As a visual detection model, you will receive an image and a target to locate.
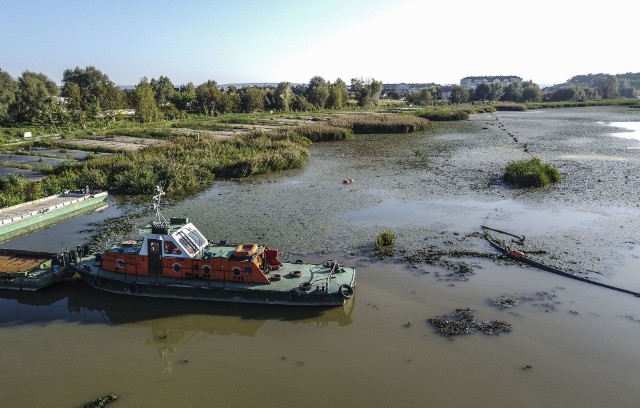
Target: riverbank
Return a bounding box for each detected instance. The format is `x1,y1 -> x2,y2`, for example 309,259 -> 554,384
1,106 -> 639,408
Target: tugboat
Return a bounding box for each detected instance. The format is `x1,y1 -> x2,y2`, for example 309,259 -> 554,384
70,187 -> 356,306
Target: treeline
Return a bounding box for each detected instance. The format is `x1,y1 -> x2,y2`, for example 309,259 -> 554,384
0,66 -> 385,128
390,72 -> 639,106
392,80 -> 545,105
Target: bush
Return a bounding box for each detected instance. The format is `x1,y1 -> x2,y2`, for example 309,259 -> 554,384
504,158 -> 561,188
376,229 -> 396,249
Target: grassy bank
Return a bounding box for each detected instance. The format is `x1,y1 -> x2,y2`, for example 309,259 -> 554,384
0,111 -> 437,207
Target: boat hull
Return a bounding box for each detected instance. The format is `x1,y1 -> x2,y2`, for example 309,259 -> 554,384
71,258 -> 356,307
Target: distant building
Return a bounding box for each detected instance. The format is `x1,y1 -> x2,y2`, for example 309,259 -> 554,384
460,76 -> 522,89
438,86 -> 456,100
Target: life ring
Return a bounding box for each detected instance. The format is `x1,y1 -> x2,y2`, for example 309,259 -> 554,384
202,265 -> 211,276
130,282 -> 140,293
172,263 -> 182,273
299,281 -> 311,292
232,267 -> 242,277
289,290 -> 301,301
289,270 -> 302,278
269,273 -> 282,282
338,284 -> 354,299
115,259 -> 125,269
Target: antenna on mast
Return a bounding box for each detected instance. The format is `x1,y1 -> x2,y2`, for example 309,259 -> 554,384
152,185 -> 168,227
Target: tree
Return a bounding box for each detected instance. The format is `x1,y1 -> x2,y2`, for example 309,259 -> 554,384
306,76 -> 329,109
448,85 -> 469,104
12,71 -> 59,123
501,82 -> 522,102
351,77 -> 383,107
240,86 -> 266,112
521,81 -> 542,102
220,87 -> 241,113
597,75 -> 619,99
61,66 -> 121,119
133,78 -> 161,123
171,83 -> 196,111
406,88 -> 435,106
291,95 -> 313,111
150,76 -> 176,106
473,81 -> 491,101
64,82 -> 86,125
487,83 -> 504,101
327,78 -> 348,109
274,82 -> 294,111
0,69 -> 18,125
195,80 -> 223,115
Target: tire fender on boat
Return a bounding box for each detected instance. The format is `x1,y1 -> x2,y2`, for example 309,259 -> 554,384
338,284 -> 354,299
269,273 -> 282,282
130,282 -> 139,293
299,281 -> 311,292
172,263 -> 182,273
289,289 -> 301,301
116,259 -> 125,269
202,265 -> 211,276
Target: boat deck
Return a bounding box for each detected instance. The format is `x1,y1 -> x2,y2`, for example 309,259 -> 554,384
0,193 -> 103,226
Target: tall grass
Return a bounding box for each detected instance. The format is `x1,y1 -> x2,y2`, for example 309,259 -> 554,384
504,158 -> 561,188
328,114 -> 430,133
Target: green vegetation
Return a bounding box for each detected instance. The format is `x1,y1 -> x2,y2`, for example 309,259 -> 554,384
504,158 -> 561,188
493,103 -> 527,111
328,114 -> 430,133
416,109 -> 469,121
375,229 -> 396,250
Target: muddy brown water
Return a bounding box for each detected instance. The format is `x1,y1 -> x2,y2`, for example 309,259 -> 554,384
1,106 -> 640,407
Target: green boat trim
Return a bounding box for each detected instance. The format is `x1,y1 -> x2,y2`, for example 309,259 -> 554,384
0,190 -> 108,242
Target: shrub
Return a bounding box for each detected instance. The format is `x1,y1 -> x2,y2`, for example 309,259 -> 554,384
376,229 -> 396,250
504,158 -> 561,188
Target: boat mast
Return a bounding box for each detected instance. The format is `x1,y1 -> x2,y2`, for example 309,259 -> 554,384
152,185 -> 168,227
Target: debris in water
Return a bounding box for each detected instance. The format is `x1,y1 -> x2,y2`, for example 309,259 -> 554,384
77,394 -> 118,408
428,308 -> 512,339
490,295 -> 520,309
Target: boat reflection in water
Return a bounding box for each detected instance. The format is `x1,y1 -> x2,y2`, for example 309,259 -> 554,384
0,278 -> 355,333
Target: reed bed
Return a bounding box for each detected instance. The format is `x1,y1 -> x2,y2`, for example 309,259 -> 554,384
328,114 -> 430,133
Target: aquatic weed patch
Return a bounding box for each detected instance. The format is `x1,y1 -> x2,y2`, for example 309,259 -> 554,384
428,308 -> 512,339
504,158 -> 561,188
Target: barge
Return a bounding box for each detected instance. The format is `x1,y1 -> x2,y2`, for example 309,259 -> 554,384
0,190 -> 108,242
0,248 -> 73,291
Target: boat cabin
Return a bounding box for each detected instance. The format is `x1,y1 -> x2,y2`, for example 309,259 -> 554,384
99,217 -> 281,284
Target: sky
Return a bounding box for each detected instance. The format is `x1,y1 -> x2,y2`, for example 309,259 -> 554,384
1,0 -> 637,87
